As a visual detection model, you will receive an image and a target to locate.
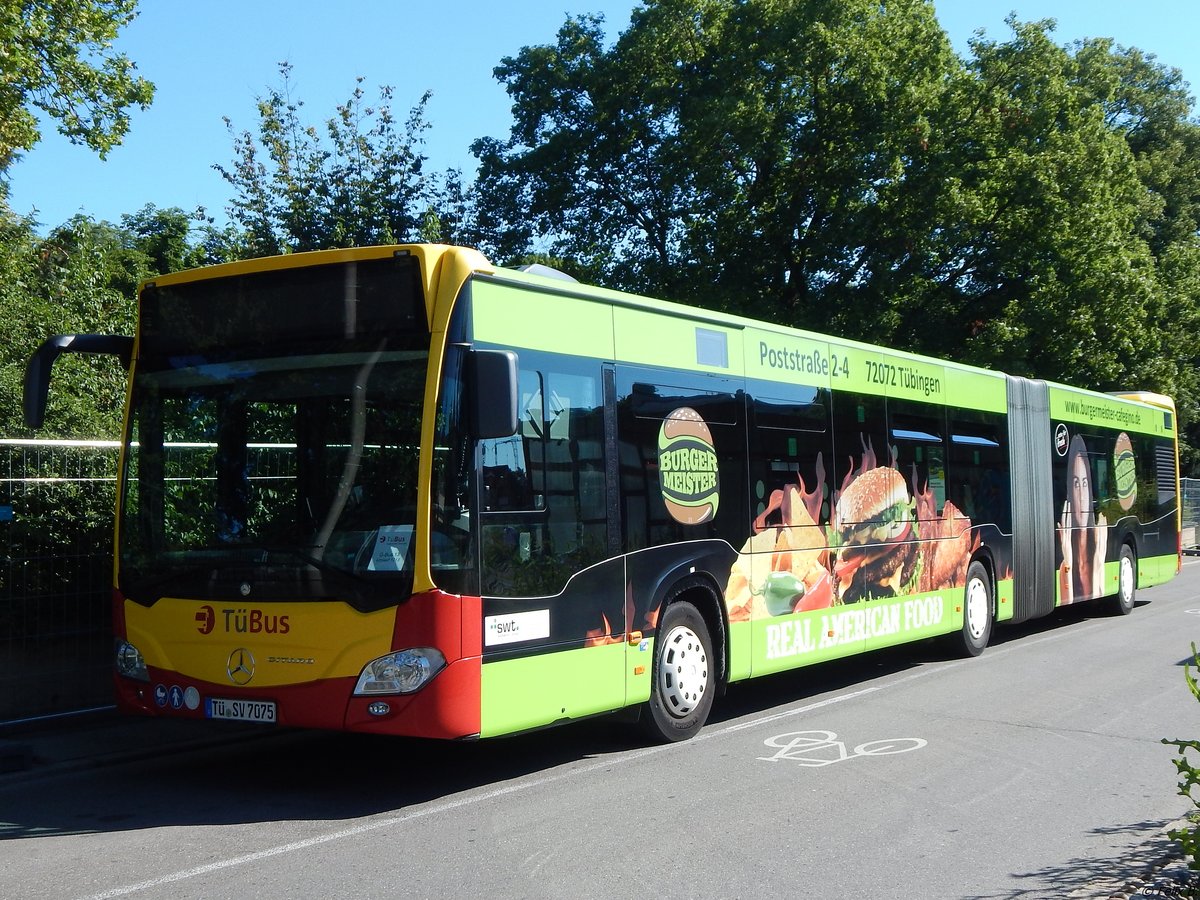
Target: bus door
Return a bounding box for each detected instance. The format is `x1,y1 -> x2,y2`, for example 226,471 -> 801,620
476,354 -> 627,734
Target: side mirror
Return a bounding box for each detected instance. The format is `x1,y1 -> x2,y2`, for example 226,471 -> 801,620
469,349 -> 518,439
25,334 -> 134,429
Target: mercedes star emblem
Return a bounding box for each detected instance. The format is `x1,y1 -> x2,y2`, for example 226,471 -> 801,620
226,647 -> 255,685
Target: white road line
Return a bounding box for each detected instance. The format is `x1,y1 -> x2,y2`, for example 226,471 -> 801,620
78,606 -> 1142,899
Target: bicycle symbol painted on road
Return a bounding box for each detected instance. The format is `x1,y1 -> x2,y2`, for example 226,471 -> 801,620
759,730 -> 927,767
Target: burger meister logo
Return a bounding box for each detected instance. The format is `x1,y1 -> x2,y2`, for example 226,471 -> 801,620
1113,432 -> 1137,511
658,407 -> 720,525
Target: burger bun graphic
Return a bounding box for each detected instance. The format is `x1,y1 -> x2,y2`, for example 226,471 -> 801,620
833,466 -> 918,603
658,407 -> 720,525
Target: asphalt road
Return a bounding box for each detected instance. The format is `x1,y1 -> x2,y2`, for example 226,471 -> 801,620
3,561 -> 1200,899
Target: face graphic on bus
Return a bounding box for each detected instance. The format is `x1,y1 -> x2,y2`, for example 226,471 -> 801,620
1068,437 -> 1091,528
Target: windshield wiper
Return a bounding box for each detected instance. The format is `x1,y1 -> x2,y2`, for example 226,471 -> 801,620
250,546 -> 374,585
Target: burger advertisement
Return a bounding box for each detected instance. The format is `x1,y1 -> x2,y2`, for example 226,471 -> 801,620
655,408 -> 978,671
722,439 -> 976,672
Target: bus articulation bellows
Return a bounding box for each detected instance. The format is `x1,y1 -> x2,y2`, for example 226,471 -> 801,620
25,244 -> 1181,741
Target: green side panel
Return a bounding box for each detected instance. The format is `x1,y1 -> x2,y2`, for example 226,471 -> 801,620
471,279 -> 615,360
613,305 -> 744,374
945,366 -> 1008,415
996,577 -> 1015,622
846,351 -> 946,405
480,642 -> 626,737
745,327 -> 1006,412
728,619 -> 752,682
1047,384 -> 1173,438
628,637 -> 654,705
745,327 -> 831,391
751,590 -> 959,676
1102,559 -> 1121,600
1139,553 -> 1179,589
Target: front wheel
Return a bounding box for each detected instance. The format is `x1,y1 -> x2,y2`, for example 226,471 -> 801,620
953,560 -> 993,657
640,601 -> 715,743
1105,544 -> 1136,616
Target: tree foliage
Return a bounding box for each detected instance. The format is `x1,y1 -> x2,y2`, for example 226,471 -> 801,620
0,206 -> 213,438
215,64 -> 446,257
0,0 -> 154,177
474,0 -> 1200,463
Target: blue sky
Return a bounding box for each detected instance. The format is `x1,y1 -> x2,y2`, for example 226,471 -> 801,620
7,0 -> 1198,230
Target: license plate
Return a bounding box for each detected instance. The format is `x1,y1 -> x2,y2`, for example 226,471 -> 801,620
204,697 -> 277,723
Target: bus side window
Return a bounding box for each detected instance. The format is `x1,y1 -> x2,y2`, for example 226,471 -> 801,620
831,392 -> 888,498
749,386 -> 831,529
481,369 -> 543,511
888,400 -> 947,516
948,411 -> 1010,533
480,362 -> 608,598
617,374 -> 742,552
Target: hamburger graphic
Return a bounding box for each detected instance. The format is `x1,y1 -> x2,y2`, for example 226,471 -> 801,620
832,466 -> 919,603
658,407 -> 720,525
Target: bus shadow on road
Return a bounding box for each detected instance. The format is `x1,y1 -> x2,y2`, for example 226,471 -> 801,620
0,596 -> 1145,841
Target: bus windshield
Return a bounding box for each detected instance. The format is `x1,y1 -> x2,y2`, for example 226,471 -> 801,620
118,255 -> 431,609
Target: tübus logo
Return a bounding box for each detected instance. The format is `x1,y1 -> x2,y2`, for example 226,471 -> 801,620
1054,423 -> 1070,456
195,604 -> 290,635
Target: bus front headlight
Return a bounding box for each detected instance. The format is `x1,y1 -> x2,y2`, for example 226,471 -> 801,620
353,648 -> 446,695
115,640 -> 149,681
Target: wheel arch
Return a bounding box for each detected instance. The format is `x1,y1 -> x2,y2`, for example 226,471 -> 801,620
967,546 -> 999,615
656,573 -> 728,687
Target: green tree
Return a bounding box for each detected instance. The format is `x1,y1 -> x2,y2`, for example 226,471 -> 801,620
473,0 -> 956,311
0,0 -> 153,178
1073,40 -> 1200,469
0,206 -> 217,438
474,2 -> 1200,463
215,64 -> 440,257
119,204 -> 211,274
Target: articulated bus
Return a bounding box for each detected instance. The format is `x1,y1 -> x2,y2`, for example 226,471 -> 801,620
25,244 -> 1181,742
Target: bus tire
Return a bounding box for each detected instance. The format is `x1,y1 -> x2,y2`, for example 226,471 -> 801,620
1105,544 -> 1136,616
640,601 -> 714,743
955,560 -> 993,658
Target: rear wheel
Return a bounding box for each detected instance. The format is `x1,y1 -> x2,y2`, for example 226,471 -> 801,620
954,560 -> 993,657
1105,544 -> 1136,616
640,601 -> 714,743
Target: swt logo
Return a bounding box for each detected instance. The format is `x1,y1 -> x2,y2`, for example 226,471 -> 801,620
196,605 -> 216,635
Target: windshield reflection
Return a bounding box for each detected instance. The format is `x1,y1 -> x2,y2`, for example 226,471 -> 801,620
119,350 -> 429,605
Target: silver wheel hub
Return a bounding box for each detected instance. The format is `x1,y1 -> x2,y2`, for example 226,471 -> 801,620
658,624 -> 708,718
966,577 -> 989,641
1120,555 -> 1135,603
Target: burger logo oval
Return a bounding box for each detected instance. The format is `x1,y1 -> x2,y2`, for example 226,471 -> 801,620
1113,431 -> 1137,511
658,407 -> 721,525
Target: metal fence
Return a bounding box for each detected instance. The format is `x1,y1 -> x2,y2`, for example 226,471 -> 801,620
1,439 -> 120,725
1183,477 -> 1200,553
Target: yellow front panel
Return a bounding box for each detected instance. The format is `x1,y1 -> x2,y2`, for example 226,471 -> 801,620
126,598 -> 396,687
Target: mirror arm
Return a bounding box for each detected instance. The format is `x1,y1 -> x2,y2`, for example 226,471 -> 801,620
24,334 -> 134,429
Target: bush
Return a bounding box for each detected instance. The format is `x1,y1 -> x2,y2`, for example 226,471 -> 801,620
1164,642 -> 1200,890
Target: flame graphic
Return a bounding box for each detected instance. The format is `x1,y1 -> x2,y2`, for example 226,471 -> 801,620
834,437 -> 879,513
755,452 -> 828,535
910,465 -> 975,592
584,613 -> 621,647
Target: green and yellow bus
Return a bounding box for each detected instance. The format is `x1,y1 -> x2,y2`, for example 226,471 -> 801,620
24,244 -> 1181,741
